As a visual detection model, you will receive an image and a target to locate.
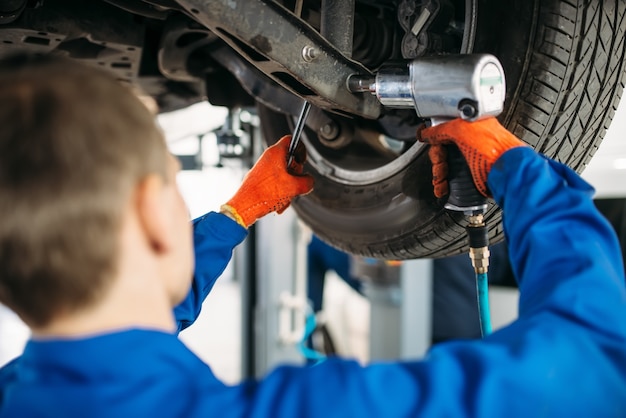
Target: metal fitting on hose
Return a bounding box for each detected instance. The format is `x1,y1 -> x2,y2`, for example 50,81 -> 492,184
469,246 -> 490,274
467,213 -> 490,274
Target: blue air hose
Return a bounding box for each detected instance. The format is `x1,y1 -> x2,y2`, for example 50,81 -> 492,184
476,272 -> 492,336
466,214 -> 492,337
297,309 -> 327,364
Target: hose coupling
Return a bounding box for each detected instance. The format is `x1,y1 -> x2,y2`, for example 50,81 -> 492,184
466,213 -> 490,274
469,246 -> 490,274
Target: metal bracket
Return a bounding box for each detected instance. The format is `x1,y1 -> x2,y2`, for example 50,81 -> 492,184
177,0 -> 382,119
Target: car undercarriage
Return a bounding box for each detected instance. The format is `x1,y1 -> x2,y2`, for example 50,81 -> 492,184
2,0 -> 625,258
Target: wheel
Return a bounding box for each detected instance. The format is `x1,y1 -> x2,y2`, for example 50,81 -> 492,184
260,0 -> 626,259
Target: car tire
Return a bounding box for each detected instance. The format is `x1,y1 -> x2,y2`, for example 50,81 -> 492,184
260,0 -> 626,259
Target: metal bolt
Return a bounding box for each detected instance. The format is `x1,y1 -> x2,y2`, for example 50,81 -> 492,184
301,45 -> 318,62
319,121 -> 339,140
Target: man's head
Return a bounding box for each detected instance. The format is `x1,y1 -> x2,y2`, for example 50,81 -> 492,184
0,54 -> 193,329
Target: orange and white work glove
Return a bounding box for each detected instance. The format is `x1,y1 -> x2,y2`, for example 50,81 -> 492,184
220,135 -> 314,228
418,117 -> 527,198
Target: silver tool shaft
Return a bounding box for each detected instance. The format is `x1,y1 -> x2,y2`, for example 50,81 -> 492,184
346,54 -> 505,121
287,101 -> 312,169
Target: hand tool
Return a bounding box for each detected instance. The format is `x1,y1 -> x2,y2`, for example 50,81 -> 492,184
286,101 -> 312,170
348,53 -> 505,214
348,53 -> 506,336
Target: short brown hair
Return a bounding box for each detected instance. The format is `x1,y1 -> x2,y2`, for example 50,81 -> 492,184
0,54 -> 168,327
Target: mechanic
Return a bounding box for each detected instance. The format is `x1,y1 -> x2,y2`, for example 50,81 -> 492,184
1,54 -> 625,417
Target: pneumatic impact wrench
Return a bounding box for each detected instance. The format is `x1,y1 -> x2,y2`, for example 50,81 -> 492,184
348,54 -> 506,335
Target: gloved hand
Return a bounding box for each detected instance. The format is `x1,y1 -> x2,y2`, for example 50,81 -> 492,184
221,135 -> 314,228
418,117 -> 527,197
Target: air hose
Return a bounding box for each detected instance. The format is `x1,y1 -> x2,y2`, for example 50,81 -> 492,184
297,308 -> 327,364
467,214 -> 492,336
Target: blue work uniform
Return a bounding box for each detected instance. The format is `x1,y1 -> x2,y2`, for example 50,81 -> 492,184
1,147 -> 625,417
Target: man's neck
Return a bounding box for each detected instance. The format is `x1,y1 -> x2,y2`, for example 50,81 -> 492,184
32,272 -> 177,338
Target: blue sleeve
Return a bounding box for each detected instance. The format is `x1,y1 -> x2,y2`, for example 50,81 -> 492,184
490,147 -> 626,319
174,212 -> 247,332
214,147 -> 626,417
0,357 -> 18,408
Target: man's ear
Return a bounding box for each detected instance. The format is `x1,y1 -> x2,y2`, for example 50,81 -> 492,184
135,174 -> 171,254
